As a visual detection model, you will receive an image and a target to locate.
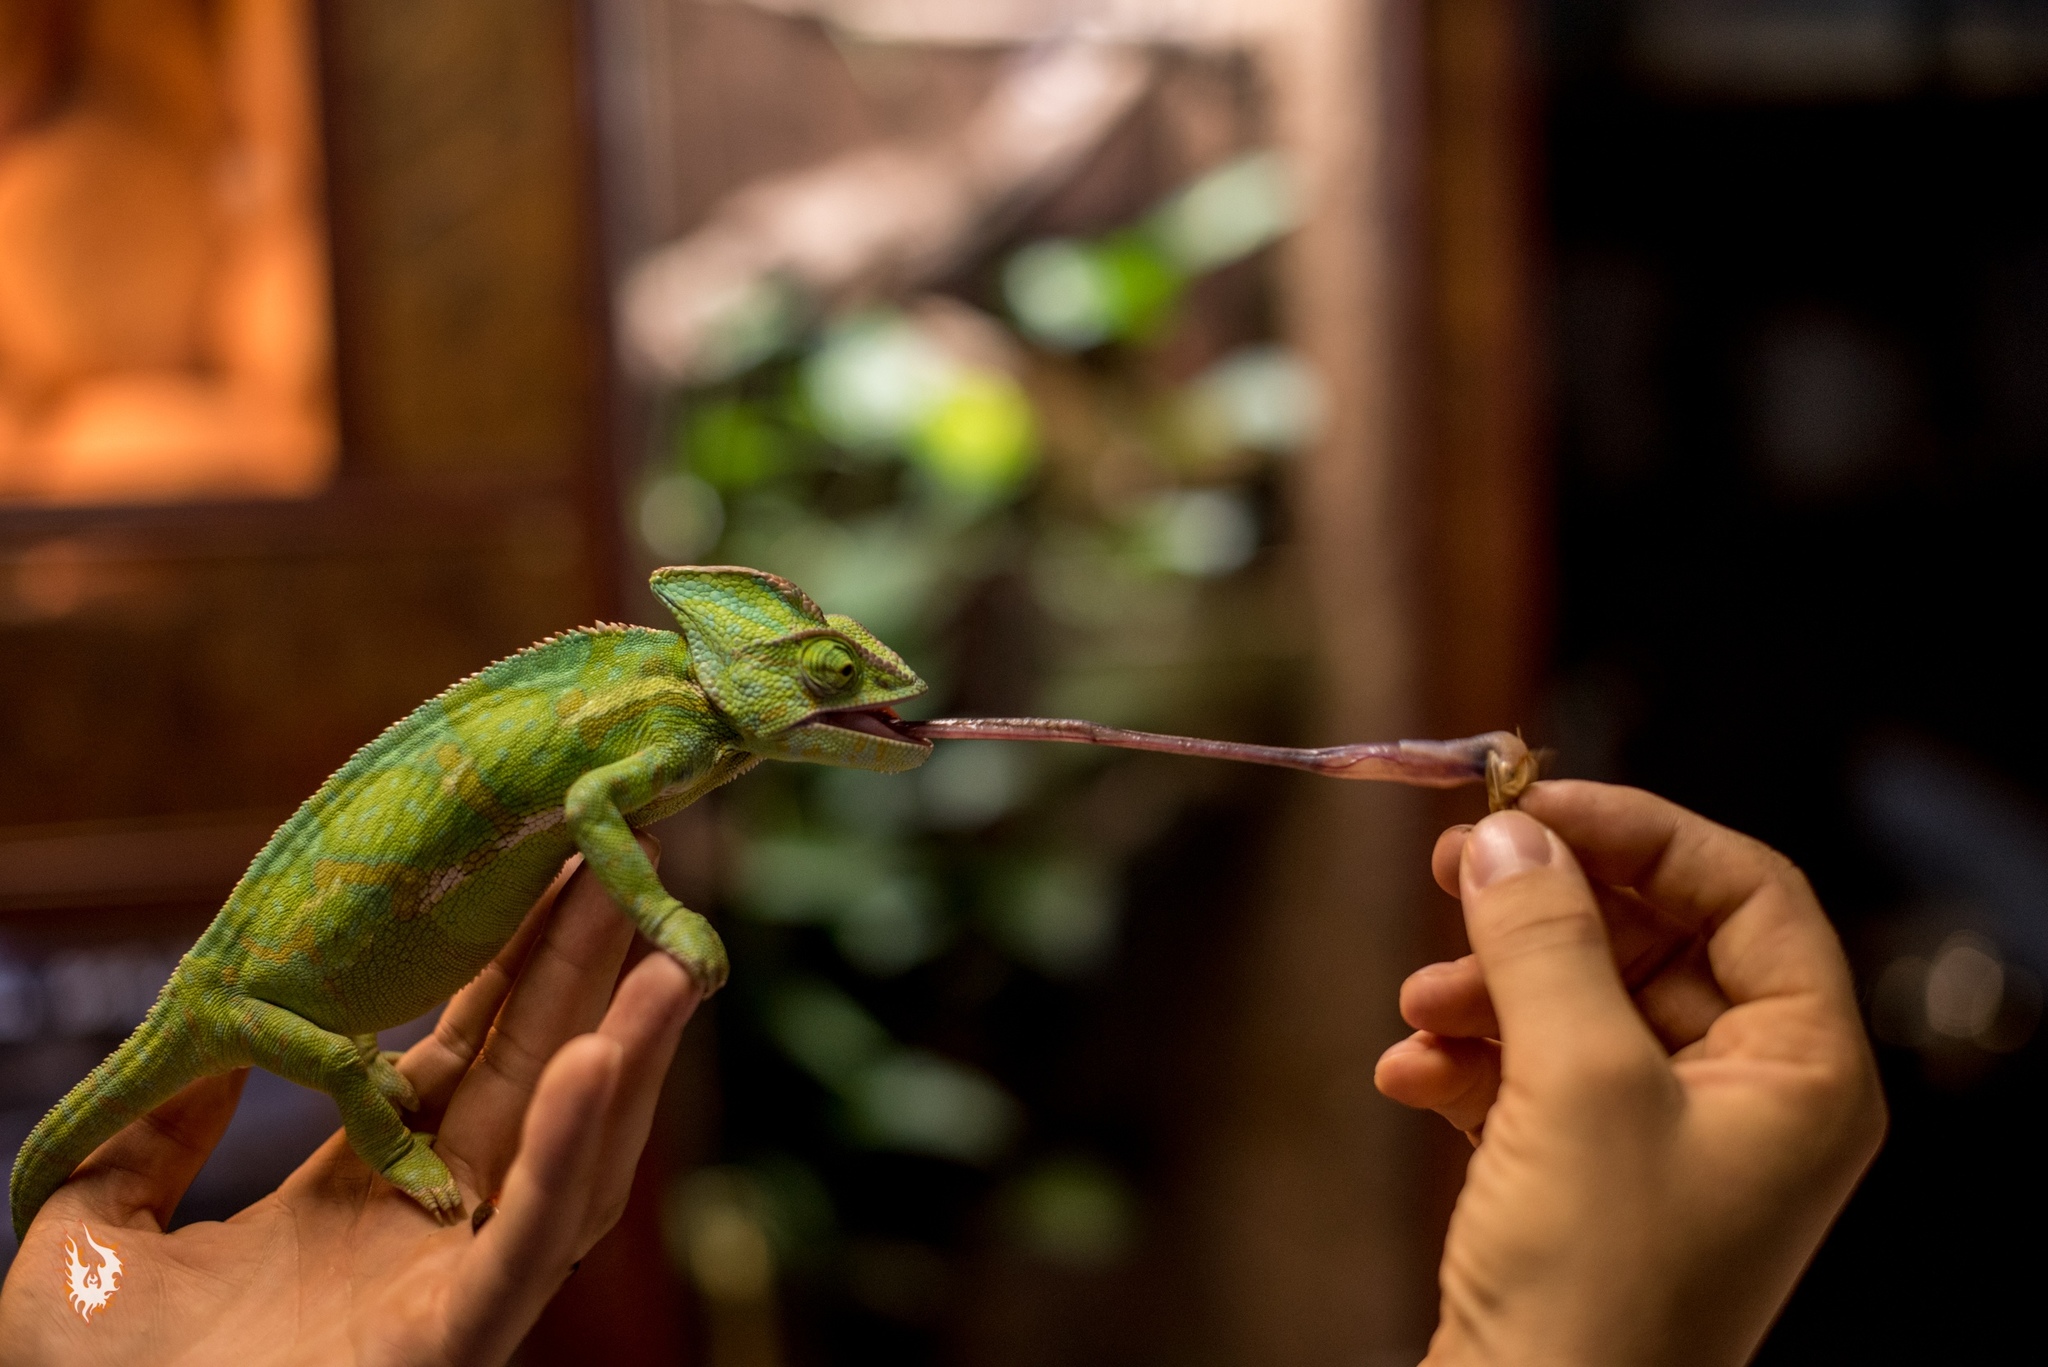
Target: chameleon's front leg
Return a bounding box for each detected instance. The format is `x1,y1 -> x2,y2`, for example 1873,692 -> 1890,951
564,748 -> 731,994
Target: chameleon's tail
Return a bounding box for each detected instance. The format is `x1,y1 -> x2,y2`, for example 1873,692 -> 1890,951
10,993 -> 209,1241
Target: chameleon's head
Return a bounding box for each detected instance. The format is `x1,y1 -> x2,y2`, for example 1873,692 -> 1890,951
651,566 -> 932,773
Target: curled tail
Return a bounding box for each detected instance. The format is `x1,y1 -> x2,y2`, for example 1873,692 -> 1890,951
10,1002 -> 208,1241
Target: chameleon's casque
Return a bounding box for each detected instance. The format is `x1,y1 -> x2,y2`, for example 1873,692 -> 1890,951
9,567 -> 930,1239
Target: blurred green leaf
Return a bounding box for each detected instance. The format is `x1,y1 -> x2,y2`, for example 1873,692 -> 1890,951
998,1156 -> 1137,1267
683,398 -> 791,489
1150,150 -> 1298,274
1092,233 -> 1183,342
804,313 -> 954,452
846,1050 -> 1020,1165
985,856 -> 1119,977
1004,238 -> 1116,350
739,833 -> 903,925
1133,488 -> 1261,578
638,472 -> 725,560
919,741 -> 1033,830
910,372 -> 1039,501
763,977 -> 892,1088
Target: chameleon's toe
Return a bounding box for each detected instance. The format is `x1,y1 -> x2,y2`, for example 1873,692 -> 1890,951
384,1133 -> 462,1222
651,903 -> 729,996
369,1051 -> 420,1111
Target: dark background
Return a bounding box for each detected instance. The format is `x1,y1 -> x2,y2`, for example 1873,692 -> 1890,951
1543,8 -> 2048,1358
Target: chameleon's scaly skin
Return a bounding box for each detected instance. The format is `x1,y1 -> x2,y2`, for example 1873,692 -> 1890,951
9,567 -> 931,1239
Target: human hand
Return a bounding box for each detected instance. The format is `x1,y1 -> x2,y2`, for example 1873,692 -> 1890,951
1374,781 -> 1886,1367
0,839 -> 699,1366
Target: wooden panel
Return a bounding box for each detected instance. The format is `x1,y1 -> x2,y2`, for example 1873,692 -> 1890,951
0,489 -> 599,831
0,0 -> 612,893
1416,0 -> 1549,1305
321,0 -> 606,479
1425,0 -> 1547,743
1188,2 -> 1441,1363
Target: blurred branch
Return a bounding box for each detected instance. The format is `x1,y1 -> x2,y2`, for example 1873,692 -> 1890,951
722,0 -> 1268,48
618,41 -> 1152,384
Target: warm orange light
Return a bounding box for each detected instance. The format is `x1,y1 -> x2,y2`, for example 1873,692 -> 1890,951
0,0 -> 337,505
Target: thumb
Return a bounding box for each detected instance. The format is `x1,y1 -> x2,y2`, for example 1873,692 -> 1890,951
1459,811 -> 1652,1066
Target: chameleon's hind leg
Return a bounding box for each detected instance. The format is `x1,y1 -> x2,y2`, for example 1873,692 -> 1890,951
566,747 -> 730,993
234,1000 -> 460,1220
350,1033 -> 420,1111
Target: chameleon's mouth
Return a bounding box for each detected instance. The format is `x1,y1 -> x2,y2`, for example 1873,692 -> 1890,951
806,704 -> 931,748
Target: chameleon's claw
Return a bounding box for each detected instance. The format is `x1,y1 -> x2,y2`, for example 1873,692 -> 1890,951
651,901 -> 730,996
384,1132 -> 462,1221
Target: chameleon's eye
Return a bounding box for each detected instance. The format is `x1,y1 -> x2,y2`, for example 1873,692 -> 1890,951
799,638 -> 861,696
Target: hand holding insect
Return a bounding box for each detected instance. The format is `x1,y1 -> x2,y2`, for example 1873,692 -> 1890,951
1377,782 -> 1887,1367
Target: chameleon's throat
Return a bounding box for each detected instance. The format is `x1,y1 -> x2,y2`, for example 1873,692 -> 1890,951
902,719 -> 1537,809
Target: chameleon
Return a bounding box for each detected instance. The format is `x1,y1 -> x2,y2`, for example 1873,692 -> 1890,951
10,566 -> 934,1240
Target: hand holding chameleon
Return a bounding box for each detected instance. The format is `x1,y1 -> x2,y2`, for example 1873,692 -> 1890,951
0,841 -> 699,1364
9,566 -> 1533,1240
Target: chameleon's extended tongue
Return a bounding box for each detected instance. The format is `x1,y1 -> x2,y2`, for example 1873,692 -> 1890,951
901,719 -> 1537,810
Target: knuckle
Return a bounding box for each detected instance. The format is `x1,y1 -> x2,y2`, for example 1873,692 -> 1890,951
590,1190 -> 630,1238
431,1015 -> 482,1065
1543,1036 -> 1668,1113
474,1026 -> 548,1090
1780,866 -> 1829,921
1481,897 -> 1607,966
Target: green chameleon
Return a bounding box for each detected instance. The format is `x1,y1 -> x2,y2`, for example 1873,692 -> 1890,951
10,566 -> 932,1240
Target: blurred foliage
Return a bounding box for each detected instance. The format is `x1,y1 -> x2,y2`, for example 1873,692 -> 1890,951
635,150 -> 1324,1357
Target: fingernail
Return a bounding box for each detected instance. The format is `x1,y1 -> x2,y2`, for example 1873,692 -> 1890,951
1465,811 -> 1551,889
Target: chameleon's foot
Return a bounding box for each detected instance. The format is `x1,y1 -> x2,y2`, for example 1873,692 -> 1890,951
383,1132 -> 462,1222
370,1050 -> 420,1111
648,900 -> 730,996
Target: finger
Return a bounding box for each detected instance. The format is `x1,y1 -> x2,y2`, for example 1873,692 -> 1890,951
1403,928 -> 1733,1055
578,952 -> 700,1245
1375,1032 -> 1500,1135
1458,810 -> 1661,1069
1400,957 -> 1499,1038
435,836 -> 654,1196
400,855 -> 583,1120
54,1069 -> 249,1234
1519,781 -> 1854,1007
446,1034 -> 621,1366
1432,826 -> 1471,897
1630,932 -> 1733,1050
1517,781 -> 1761,914
1442,816 -> 1733,1050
